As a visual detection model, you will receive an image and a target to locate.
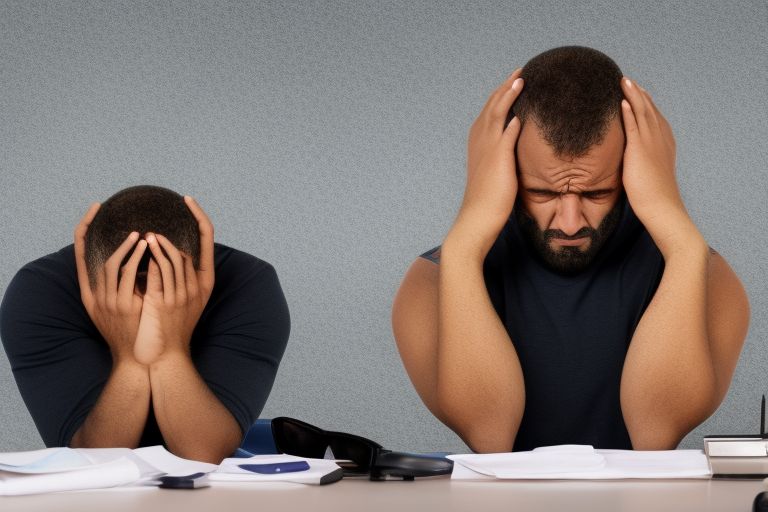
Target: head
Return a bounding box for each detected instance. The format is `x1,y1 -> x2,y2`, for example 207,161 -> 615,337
512,46 -> 625,274
84,185 -> 200,288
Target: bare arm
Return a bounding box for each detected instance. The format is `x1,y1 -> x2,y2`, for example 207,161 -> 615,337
70,361 -> 150,448
71,205 -> 151,448
393,72 -> 527,452
436,234 -> 526,453
133,198 -> 242,463
149,352 -> 242,463
618,79 -> 749,449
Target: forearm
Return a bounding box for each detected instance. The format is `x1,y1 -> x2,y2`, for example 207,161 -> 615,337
149,350 -> 242,463
70,359 -> 150,448
437,230 -> 525,452
621,216 -> 714,449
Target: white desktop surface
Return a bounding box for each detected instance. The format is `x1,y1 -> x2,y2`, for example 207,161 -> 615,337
1,477 -> 765,512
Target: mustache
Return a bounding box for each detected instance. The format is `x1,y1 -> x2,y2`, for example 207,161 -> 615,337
543,227 -> 596,241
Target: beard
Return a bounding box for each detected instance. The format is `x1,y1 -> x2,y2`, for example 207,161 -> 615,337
515,198 -> 623,275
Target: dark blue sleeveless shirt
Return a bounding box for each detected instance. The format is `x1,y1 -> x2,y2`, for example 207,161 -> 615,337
421,196 -> 664,450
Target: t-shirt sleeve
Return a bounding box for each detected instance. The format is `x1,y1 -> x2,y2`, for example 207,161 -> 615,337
0,259 -> 111,447
190,255 -> 290,436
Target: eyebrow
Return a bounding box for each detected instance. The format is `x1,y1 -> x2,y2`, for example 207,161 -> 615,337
524,187 -> 618,196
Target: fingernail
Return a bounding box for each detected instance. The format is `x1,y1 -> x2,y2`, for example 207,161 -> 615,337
625,78 -> 632,88
146,233 -> 156,243
129,231 -> 139,240
512,78 -> 522,89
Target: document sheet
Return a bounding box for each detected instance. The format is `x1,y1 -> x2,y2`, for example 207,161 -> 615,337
449,445 -> 711,480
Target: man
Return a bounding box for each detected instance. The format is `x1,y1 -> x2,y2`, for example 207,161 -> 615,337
392,47 -> 749,452
0,186 -> 290,463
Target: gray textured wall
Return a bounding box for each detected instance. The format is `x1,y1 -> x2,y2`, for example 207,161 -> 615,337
1,1 -> 766,453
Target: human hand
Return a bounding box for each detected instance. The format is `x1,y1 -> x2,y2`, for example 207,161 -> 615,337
74,204 -> 148,362
620,78 -> 686,234
450,69 -> 524,255
133,197 -> 215,365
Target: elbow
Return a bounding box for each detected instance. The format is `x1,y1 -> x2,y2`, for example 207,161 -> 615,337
435,388 -> 520,454
628,425 -> 684,451
464,427 -> 516,454
626,400 -> 716,451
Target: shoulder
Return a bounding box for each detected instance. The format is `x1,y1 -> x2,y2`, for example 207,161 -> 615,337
212,243 -> 281,287
0,245 -> 89,357
204,243 -> 288,321
1,245 -> 79,309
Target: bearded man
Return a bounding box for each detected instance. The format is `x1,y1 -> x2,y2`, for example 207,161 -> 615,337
392,46 -> 749,452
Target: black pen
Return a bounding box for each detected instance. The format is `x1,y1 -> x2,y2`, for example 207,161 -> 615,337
761,394 -> 765,437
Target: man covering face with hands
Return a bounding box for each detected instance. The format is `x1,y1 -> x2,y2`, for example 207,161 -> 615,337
392,46 -> 750,452
1,186 -> 290,463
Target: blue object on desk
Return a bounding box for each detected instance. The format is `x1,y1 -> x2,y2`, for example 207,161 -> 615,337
239,461 -> 311,474
239,419 -> 278,455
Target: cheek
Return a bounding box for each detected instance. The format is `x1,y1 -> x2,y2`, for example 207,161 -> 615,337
519,198 -> 557,230
583,201 -> 615,228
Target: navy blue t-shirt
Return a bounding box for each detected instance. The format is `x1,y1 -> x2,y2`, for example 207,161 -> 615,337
0,243 -> 290,448
421,197 -> 664,450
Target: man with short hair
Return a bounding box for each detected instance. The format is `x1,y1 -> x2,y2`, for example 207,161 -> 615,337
392,47 -> 750,452
0,186 -> 290,463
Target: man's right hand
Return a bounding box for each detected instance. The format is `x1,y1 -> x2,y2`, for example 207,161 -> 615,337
448,69 -> 525,257
74,204 -> 148,363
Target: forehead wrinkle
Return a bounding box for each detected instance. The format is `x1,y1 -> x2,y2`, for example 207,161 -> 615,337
521,167 -> 619,193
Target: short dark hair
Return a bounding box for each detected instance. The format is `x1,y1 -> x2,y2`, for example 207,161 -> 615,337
85,185 -> 200,284
512,46 -> 624,157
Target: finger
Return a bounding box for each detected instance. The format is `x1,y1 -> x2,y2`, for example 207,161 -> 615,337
74,203 -> 101,305
184,196 -> 215,289
642,89 -> 666,134
501,115 -> 522,151
480,68 -> 522,115
96,263 -> 108,306
637,86 -> 662,131
621,99 -> 639,143
155,234 -> 187,304
118,240 -> 147,308
490,77 -> 524,124
104,232 -> 140,308
184,254 -> 198,299
621,78 -> 650,130
146,233 -> 175,304
146,257 -> 163,297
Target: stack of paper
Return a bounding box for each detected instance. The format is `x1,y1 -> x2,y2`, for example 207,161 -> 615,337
0,446 -> 216,495
0,447 -> 343,495
448,445 -> 712,480
0,448 -> 140,496
210,454 -> 343,485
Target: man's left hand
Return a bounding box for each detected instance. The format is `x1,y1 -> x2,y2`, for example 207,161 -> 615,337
620,77 -> 698,254
133,196 -> 216,365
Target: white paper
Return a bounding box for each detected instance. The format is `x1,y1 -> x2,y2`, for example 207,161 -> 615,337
0,445 -> 217,495
132,446 -> 217,476
210,454 -> 341,485
0,457 -> 140,496
449,445 -> 711,480
0,448 -> 94,474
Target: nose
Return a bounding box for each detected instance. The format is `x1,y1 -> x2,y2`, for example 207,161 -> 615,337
552,193 -> 586,236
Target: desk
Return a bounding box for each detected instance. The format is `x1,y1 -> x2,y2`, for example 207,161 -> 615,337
1,478 -> 765,511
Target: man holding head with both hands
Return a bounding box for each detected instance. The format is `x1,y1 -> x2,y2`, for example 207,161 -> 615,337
393,46 -> 750,452
1,186 -> 290,463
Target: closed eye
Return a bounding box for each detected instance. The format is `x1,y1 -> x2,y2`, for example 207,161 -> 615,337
526,189 -> 559,199
581,189 -> 614,200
